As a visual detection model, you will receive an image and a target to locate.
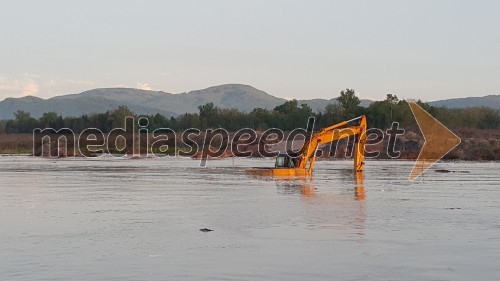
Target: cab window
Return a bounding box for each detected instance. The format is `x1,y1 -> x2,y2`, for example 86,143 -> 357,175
275,156 -> 286,167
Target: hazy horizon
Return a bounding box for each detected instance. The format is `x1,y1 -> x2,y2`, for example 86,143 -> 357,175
1,1 -> 499,102
2,83 -> 497,104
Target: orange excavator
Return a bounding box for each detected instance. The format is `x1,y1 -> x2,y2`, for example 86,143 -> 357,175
246,115 -> 367,176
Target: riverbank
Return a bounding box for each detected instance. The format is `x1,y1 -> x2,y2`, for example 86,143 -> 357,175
1,128 -> 499,160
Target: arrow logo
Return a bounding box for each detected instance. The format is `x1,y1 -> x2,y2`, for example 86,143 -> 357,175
408,101 -> 461,180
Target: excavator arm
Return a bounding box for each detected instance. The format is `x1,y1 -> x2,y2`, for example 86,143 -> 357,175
296,115 -> 367,174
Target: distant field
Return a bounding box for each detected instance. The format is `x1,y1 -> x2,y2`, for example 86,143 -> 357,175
0,134 -> 33,154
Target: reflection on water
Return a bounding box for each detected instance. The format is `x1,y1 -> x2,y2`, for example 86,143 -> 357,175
272,170 -> 365,200
273,170 -> 367,238
0,156 -> 499,281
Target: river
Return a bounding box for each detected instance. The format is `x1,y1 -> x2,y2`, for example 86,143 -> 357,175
0,156 -> 499,280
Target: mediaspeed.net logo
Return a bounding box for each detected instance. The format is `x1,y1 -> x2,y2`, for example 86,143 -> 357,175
31,102 -> 461,180
32,117 -> 404,158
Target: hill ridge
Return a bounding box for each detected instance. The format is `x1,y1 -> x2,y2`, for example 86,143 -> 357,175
429,95 -> 500,109
1,84 -> 498,120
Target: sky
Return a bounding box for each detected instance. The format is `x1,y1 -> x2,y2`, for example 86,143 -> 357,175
0,0 -> 499,101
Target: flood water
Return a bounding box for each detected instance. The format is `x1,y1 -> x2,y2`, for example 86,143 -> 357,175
0,156 -> 499,281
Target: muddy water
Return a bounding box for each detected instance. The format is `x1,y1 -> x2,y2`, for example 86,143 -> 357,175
0,156 -> 499,280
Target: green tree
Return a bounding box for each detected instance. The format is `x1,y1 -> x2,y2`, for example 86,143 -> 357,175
177,113 -> 200,130
323,103 -> 343,124
198,102 -> 219,129
13,110 -> 37,132
152,113 -> 168,129
40,112 -> 60,128
385,94 -> 398,122
274,99 -> 299,114
249,107 -> 272,130
273,100 -> 313,130
109,106 -> 134,128
336,89 -> 360,119
0,120 -> 7,134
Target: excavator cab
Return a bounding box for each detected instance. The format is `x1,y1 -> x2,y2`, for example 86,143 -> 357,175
274,153 -> 299,168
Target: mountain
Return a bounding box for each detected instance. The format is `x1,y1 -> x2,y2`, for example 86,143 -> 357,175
2,83 -> 495,121
0,92 -> 178,120
0,84 -> 354,120
429,95 -> 500,109
56,84 -> 288,114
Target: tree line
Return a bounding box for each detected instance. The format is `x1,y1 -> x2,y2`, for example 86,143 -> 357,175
1,89 -> 499,134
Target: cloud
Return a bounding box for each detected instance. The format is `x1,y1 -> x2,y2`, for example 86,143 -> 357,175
136,82 -> 154,91
0,75 -> 24,97
22,79 -> 39,96
0,73 -> 95,100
